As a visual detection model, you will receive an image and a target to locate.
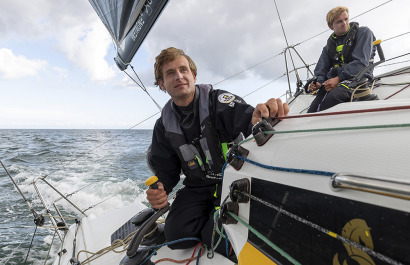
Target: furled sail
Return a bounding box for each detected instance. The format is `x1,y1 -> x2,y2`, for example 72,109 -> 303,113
89,0 -> 169,70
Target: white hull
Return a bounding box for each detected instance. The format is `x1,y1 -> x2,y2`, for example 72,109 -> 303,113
54,201 -> 233,265
221,67 -> 410,264
51,67 -> 410,265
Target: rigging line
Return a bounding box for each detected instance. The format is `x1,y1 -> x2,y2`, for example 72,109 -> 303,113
272,0 -> 300,79
289,63 -> 317,74
384,52 -> 410,63
130,65 -> 147,91
40,112 -> 160,181
4,228 -> 34,265
350,0 -> 393,20
212,52 -> 283,86
294,28 -> 330,47
384,31 -> 410,42
124,69 -> 145,91
384,84 -> 410,100
43,230 -> 56,265
378,82 -> 410,86
236,123 -> 410,145
54,183 -> 93,203
295,0 -> 394,47
377,60 -> 410,68
261,122 -> 410,135
241,73 -> 286,99
82,190 -> 123,212
42,182 -> 95,211
24,225 -> 38,264
213,1 -> 400,89
375,67 -> 410,79
234,192 -> 403,265
123,67 -> 162,111
1,160 -> 38,217
274,104 -> 410,120
277,92 -> 287,100
272,0 -> 290,49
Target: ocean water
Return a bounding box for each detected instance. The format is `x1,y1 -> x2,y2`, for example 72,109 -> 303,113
0,129 -> 154,265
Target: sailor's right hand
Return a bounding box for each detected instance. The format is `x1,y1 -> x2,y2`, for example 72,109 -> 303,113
308,81 -> 321,92
146,182 -> 168,209
252,98 -> 289,125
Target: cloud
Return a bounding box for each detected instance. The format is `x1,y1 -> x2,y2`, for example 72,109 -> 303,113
57,20 -> 116,81
0,48 -> 48,79
2,0 -> 408,85
52,66 -> 68,79
0,0 -> 116,82
143,0 -> 329,83
142,0 -> 409,84
46,0 -> 117,81
0,1 -> 51,40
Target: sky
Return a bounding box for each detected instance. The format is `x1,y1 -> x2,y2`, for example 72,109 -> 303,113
0,0 -> 409,129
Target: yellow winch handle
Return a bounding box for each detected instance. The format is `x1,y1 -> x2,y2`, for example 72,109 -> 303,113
145,176 -> 159,189
373,39 -> 382,46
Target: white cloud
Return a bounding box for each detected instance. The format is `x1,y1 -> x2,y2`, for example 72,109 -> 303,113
0,0 -> 116,82
0,0 -> 409,129
0,1 -> 51,40
0,48 -> 48,79
57,20 -> 116,81
2,0 -> 408,85
52,66 -> 68,79
143,0 -> 410,84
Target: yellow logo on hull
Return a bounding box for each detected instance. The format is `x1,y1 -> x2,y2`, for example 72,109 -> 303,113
333,219 -> 375,265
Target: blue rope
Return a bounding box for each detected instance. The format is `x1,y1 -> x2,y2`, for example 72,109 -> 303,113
196,245 -> 202,265
221,161 -> 228,180
140,237 -> 201,265
235,155 -> 335,177
225,231 -> 229,258
150,237 -> 201,249
140,249 -> 157,265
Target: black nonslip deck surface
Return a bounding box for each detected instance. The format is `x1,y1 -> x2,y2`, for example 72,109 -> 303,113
111,216 -> 137,244
247,178 -> 410,265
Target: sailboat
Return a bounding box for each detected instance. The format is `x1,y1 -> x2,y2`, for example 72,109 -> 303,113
3,0 -> 410,264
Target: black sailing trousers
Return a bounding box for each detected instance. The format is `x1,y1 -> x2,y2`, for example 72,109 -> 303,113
164,184 -> 229,256
308,85 -> 353,113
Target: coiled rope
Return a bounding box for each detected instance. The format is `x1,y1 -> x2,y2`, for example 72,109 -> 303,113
76,220 -> 203,265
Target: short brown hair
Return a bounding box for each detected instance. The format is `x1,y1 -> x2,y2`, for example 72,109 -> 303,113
326,6 -> 349,26
154,47 -> 197,86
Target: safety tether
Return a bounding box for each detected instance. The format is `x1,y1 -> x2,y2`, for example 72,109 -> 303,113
227,211 -> 301,265
241,122 -> 410,143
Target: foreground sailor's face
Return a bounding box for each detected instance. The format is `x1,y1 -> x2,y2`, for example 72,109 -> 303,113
330,11 -> 350,36
159,55 -> 197,107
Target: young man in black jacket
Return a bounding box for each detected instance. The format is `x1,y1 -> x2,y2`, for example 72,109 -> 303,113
146,47 -> 288,255
307,6 -> 376,112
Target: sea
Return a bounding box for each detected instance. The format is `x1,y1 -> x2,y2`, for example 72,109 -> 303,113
0,129 -> 155,265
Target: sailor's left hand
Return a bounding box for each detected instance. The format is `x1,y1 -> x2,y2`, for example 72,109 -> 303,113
252,98 -> 289,125
323,77 -> 340,91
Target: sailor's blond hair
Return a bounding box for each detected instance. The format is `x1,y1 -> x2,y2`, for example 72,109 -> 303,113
154,47 -> 197,86
326,6 -> 349,26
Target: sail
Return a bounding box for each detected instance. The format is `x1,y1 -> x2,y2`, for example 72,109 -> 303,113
89,0 -> 169,70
